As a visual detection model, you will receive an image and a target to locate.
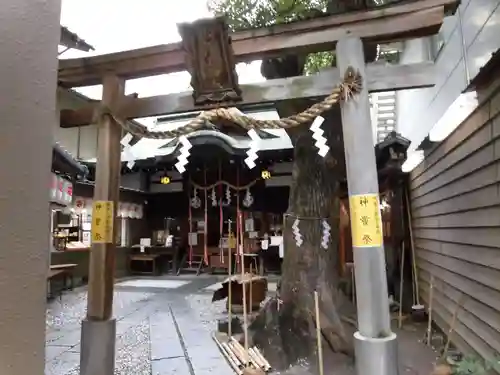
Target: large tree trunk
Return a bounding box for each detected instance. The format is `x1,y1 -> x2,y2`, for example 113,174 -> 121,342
250,101 -> 356,370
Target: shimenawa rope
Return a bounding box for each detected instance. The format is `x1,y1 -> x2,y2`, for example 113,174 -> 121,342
96,67 -> 362,139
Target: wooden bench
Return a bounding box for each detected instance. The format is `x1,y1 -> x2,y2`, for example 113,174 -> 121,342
47,264 -> 77,300
128,254 -> 161,275
47,270 -> 66,300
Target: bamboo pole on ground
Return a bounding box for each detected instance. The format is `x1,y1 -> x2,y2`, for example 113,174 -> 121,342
441,293 -> 465,360
238,211 -> 249,366
253,347 -> 271,370
427,275 -> 434,346
398,242 -> 405,329
314,291 -> 324,375
213,333 -> 243,375
405,188 -> 423,314
249,263 -> 253,313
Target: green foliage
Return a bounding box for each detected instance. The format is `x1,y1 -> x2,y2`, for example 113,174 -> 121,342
208,0 -> 329,30
304,51 -> 335,75
207,0 -> 334,74
453,355 -> 500,375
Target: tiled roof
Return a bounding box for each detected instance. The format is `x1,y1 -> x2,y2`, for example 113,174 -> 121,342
60,25 -> 94,52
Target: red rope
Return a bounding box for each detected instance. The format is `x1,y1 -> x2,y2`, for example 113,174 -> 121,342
188,182 -> 193,267
203,167 -> 209,265
238,210 -> 244,273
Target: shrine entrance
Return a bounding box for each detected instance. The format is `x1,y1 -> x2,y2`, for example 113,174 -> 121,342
54,1 -> 458,375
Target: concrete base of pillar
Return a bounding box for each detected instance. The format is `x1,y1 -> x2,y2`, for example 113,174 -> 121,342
354,331 -> 399,375
80,319 -> 116,375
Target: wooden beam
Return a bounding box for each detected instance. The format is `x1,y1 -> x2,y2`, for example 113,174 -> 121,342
58,0 -> 455,86
60,62 -> 435,128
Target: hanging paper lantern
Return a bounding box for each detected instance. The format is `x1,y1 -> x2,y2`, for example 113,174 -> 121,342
136,205 -> 143,219
242,189 -> 253,207
118,202 -> 127,218
74,197 -> 86,214
128,204 -> 137,219
191,188 -> 201,209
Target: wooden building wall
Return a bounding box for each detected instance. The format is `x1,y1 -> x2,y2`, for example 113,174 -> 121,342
409,88 -> 500,360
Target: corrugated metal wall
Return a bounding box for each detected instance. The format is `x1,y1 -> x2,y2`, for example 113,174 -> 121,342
409,88 -> 500,360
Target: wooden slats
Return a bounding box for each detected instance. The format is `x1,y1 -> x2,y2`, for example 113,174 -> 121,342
413,142 -> 496,196
413,205 -> 500,229
420,278 -> 500,359
414,227 -> 500,248
417,259 -> 500,312
412,184 -> 500,218
420,272 -> 500,333
412,123 -> 495,192
409,86 -> 500,363
412,164 -> 497,208
417,249 -> 500,291
414,240 -> 500,270
411,100 -> 491,179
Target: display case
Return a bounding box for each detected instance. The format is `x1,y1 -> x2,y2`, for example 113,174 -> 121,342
53,224 -> 80,251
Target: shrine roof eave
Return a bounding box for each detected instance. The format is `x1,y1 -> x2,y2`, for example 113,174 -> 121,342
60,26 -> 94,52
52,142 -> 89,178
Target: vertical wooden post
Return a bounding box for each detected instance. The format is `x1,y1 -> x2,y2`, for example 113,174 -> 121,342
337,37 -> 398,375
87,74 -> 124,320
80,74 -> 124,375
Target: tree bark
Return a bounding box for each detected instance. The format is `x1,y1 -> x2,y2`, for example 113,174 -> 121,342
250,101 -> 356,369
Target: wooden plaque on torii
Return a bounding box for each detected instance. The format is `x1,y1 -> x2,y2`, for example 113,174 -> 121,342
178,17 -> 242,106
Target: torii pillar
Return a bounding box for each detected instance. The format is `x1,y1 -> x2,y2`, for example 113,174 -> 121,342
0,1 -> 61,374
337,36 -> 399,375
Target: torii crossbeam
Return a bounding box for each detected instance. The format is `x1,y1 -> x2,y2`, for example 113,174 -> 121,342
58,0 -> 456,87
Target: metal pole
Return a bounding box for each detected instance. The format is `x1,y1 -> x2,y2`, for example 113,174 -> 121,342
80,74 -> 124,375
336,37 -> 398,375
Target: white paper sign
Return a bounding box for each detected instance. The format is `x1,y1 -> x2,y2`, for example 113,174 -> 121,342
261,239 -> 269,250
165,235 -> 173,247
270,236 -> 282,246
197,221 -> 205,233
245,218 -> 254,232
82,232 -> 91,246
140,238 -> 151,246
220,237 -> 229,249
188,232 -> 198,246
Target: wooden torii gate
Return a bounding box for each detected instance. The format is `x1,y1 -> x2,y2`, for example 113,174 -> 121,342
60,1 -> 458,375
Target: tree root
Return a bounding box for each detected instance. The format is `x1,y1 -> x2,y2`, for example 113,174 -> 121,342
249,297 -> 356,370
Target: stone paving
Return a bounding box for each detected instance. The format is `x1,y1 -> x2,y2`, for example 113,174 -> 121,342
45,275 -> 257,375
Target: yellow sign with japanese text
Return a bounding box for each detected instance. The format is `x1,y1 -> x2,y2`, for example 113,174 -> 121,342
91,201 -> 114,244
349,194 -> 383,247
